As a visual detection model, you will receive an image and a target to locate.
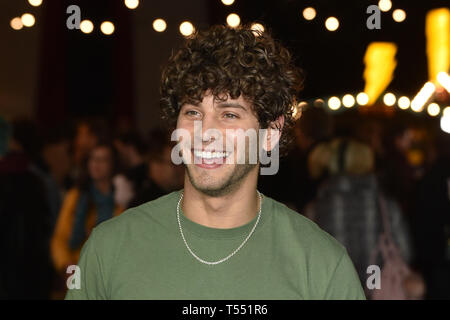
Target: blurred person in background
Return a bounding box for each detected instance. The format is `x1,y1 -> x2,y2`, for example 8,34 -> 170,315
128,128 -> 184,208
113,131 -> 148,208
304,138 -> 422,298
72,118 -> 110,182
258,105 -> 333,212
379,122 -> 416,217
412,131 -> 450,299
51,143 -> 124,277
0,116 -> 53,299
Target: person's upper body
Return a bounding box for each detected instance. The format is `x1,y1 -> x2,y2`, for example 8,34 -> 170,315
51,143 -> 123,273
0,118 -> 53,299
66,24 -> 365,300
305,138 -> 413,284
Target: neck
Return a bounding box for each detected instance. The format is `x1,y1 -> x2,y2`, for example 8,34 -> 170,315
94,179 -> 111,194
181,169 -> 260,229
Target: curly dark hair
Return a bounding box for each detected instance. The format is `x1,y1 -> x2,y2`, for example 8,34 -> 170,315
160,24 -> 304,155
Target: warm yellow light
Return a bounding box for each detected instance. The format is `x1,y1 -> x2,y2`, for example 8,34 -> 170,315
411,82 -> 436,112
227,13 -> 240,28
342,94 -> 355,108
356,92 -> 369,106
437,72 -> 450,93
221,0 -> 235,5
325,17 -> 339,31
303,7 -> 316,21
10,17 -> 23,30
251,23 -> 264,35
101,21 -> 115,35
153,19 -> 167,32
328,97 -> 341,110
21,13 -> 35,27
179,21 -> 195,37
441,115 -> 450,133
80,20 -> 94,34
427,103 -> 440,117
378,0 -> 392,12
398,96 -> 410,110
443,106 -> 450,117
124,0 -> 139,10
28,0 -> 43,7
363,42 -> 397,105
383,93 -> 396,106
393,9 -> 406,22
426,8 -> 450,83
314,99 -> 325,107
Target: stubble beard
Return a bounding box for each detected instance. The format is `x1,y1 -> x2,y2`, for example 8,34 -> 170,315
185,162 -> 257,197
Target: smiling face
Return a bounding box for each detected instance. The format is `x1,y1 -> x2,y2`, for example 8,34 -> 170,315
176,93 -> 261,197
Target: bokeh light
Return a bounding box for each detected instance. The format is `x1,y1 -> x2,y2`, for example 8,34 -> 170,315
179,21 -> 195,37
328,96 -> 341,110
227,13 -> 241,28
80,20 -> 94,34
100,21 -> 115,35
153,19 -> 167,32
378,0 -> 392,12
28,0 -> 43,7
356,92 -> 369,105
221,0 -> 235,5
303,7 -> 316,21
427,103 -> 440,117
325,17 -> 339,31
21,13 -> 35,27
398,96 -> 411,109
393,9 -> 406,22
383,93 -> 396,106
10,17 -> 23,30
124,0 -> 139,10
342,94 -> 355,108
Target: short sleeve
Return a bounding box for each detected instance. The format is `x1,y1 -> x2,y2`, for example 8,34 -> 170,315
323,249 -> 367,300
65,229 -> 108,300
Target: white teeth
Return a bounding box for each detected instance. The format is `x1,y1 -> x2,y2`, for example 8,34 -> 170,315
193,150 -> 230,159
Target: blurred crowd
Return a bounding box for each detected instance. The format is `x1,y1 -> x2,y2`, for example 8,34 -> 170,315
0,107 -> 449,299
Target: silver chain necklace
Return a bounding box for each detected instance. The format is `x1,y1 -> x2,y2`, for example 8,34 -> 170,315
176,191 -> 263,265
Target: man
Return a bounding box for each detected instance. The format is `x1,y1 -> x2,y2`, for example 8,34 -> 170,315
66,25 -> 365,300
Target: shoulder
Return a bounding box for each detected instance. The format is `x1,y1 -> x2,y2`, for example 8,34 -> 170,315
92,190 -> 180,242
268,196 -> 346,256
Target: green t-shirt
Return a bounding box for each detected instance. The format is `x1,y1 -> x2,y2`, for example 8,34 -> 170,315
65,190 -> 366,300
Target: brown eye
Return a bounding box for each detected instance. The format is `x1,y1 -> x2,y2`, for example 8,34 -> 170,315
224,113 -> 238,119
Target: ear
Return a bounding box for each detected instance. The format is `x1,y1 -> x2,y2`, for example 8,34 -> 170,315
263,115 -> 284,152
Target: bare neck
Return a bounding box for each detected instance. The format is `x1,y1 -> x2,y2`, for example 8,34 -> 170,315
181,171 -> 260,229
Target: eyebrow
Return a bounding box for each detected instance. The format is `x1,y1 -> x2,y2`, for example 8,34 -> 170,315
215,102 -> 248,112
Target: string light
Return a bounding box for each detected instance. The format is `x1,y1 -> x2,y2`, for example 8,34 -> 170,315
153,19 -> 167,32
441,114 -> 450,133
325,17 -> 339,31
28,0 -> 43,7
383,92 -> 396,106
342,94 -> 355,108
378,0 -> 392,12
221,0 -> 235,5
21,13 -> 35,27
124,0 -> 139,10
328,96 -> 341,110
427,103 -> 440,117
411,82 -> 436,112
179,21 -> 195,37
250,23 -> 264,35
443,106 -> 450,117
303,7 -> 316,21
393,9 -> 406,22
100,21 -> 115,35
80,20 -> 94,34
356,92 -> 369,105
437,72 -> 450,93
398,96 -> 410,109
10,17 -> 23,30
227,13 -> 240,28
